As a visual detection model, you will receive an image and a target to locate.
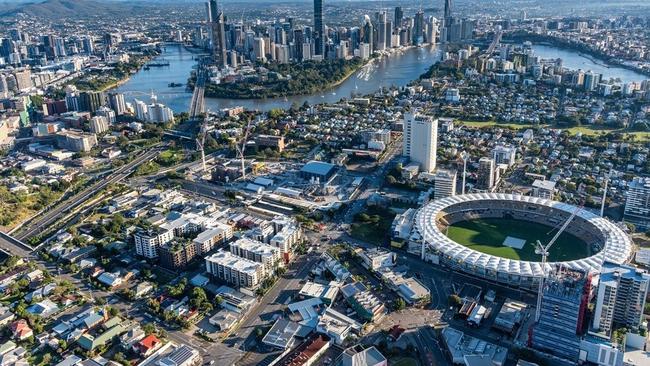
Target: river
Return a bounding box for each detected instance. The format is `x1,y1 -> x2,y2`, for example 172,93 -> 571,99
115,43 -> 648,114
533,44 -> 647,83
115,43 -> 442,113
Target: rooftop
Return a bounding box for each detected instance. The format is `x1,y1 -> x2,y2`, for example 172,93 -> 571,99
300,161 -> 336,176
205,250 -> 262,275
231,238 -> 280,256
262,319 -> 302,349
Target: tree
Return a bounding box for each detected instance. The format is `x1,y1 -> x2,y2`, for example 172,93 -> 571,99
214,295 -> 224,308
143,322 -> 157,335
113,352 -> 129,366
108,306 -> 119,317
190,287 -> 208,310
448,294 -> 462,307
394,298 -> 406,311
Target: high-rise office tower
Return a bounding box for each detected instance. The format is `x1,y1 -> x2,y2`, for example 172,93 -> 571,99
313,0 -> 324,56
362,15 -> 374,52
529,266 -> 591,362
394,7 -> 403,27
413,11 -> 425,45
376,11 -> 387,51
208,0 -> 227,67
624,177 -> 650,230
82,37 -> 94,55
403,113 -> 437,173
593,262 -> 650,336
444,0 -> 452,24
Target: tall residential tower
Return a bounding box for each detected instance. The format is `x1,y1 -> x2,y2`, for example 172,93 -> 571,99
403,113 -> 437,173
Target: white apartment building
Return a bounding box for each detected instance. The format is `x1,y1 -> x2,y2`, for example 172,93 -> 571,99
270,225 -> 302,263
434,169 -> 457,199
134,227 -> 174,259
402,113 -> 437,173
593,262 -> 650,336
359,248 -> 396,271
492,145 -> 517,167
192,223 -> 233,255
205,250 -> 264,289
230,238 -> 282,275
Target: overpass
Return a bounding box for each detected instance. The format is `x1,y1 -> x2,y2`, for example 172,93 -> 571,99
0,232 -> 34,259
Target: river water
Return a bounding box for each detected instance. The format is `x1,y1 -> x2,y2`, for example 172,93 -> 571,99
115,43 -> 648,114
533,44 -> 647,83
115,43 -> 442,112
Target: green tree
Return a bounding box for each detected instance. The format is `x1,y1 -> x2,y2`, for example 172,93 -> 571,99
394,298 -> 406,311
448,294 -> 462,307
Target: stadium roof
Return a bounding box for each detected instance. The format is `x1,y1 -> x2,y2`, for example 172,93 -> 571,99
415,193 -> 632,278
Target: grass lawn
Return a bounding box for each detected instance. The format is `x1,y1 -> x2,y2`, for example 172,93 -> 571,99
390,357 -> 420,366
458,120 -> 536,130
350,207 -> 395,245
457,120 -> 650,142
445,218 -> 590,262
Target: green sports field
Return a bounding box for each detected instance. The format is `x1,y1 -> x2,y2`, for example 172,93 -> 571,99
445,218 -> 590,262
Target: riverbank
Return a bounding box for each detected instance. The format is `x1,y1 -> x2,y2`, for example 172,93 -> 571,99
503,31 -> 650,79
202,57 -> 366,99
115,44 -> 441,112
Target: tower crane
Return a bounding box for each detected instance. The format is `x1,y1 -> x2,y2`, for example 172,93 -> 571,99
196,120 -> 208,174
234,118 -> 253,179
534,204 -> 582,322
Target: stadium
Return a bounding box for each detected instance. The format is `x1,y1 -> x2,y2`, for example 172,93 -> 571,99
412,193 -> 633,289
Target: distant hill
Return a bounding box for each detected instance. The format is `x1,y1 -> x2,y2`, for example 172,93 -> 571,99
0,0 -> 146,19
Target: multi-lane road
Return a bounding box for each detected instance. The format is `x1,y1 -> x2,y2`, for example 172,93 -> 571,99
11,146 -> 163,242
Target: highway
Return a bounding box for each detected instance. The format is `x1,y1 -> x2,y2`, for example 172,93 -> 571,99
189,60 -> 207,119
11,147 -> 163,242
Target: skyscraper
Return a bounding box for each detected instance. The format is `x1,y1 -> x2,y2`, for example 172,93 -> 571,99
402,113 -> 437,173
313,0 -> 324,56
208,0 -> 227,67
444,0 -> 452,24
413,11 -> 425,45
394,7 -> 403,27
529,266 -> 591,362
362,15 -> 374,52
593,262 -> 650,336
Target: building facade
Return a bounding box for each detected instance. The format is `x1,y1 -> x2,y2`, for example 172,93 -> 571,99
402,113 -> 437,173
592,262 -> 650,336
